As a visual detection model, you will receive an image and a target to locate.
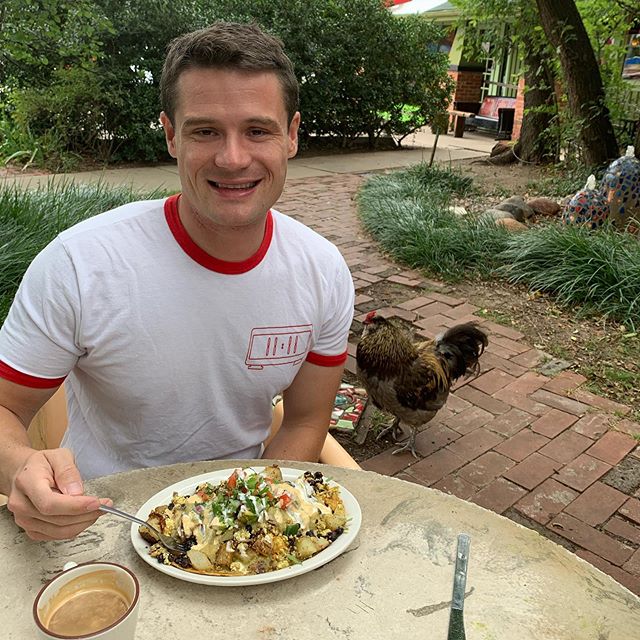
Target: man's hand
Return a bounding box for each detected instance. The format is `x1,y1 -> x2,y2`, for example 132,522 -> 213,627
7,448 -> 111,541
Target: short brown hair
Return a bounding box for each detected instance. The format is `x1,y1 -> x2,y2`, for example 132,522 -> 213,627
160,21 -> 299,125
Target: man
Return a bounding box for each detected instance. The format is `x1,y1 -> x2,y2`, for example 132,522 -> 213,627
0,22 -> 355,541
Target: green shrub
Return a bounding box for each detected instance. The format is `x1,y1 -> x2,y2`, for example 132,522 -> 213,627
215,0 -> 453,147
2,0 -> 452,165
91,0 -> 213,162
11,66 -> 111,169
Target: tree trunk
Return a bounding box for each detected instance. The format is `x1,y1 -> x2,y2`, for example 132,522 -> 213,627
535,0 -> 618,167
517,46 -> 558,164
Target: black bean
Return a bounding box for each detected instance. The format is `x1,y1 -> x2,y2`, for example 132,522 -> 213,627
325,527 -> 344,542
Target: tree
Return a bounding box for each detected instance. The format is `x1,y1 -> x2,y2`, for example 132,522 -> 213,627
0,0 -> 111,89
211,0 -> 453,147
516,46 -> 558,164
535,0 -> 618,167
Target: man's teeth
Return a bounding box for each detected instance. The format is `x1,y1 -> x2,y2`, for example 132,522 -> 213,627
211,181 -> 257,189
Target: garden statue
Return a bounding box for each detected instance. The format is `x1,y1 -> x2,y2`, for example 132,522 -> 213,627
601,146 -> 640,228
561,174 -> 609,229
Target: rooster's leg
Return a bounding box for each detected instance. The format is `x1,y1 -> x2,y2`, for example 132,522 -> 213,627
375,416 -> 403,442
391,427 -> 419,458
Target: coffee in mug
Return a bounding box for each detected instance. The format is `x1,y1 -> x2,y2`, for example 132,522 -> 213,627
34,562 -> 140,639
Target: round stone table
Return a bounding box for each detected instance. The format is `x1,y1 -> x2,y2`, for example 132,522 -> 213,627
3,460 -> 639,639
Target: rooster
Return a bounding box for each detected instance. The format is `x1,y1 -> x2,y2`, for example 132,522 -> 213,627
356,311 -> 488,458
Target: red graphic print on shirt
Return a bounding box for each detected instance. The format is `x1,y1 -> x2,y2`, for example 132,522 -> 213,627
245,325 -> 313,370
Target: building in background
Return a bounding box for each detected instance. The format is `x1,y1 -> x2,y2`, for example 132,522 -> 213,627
390,1 -> 524,140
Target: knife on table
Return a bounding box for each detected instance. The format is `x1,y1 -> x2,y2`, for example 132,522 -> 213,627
447,533 -> 470,640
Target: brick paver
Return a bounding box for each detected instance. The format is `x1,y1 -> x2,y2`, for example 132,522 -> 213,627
530,408 -> 579,438
495,429 -> 549,461
586,431 -> 637,465
277,173 -> 640,596
563,481 -> 628,526
503,452 -> 563,490
514,478 -> 578,525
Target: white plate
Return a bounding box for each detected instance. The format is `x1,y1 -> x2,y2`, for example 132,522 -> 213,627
131,466 -> 362,586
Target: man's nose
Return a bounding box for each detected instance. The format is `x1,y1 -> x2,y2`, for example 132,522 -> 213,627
214,134 -> 251,170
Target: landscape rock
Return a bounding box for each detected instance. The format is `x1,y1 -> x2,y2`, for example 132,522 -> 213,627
527,197 -> 561,217
538,356 -> 571,376
495,217 -> 528,232
503,195 -> 535,219
483,208 -> 515,221
449,205 -> 468,216
495,202 -> 528,222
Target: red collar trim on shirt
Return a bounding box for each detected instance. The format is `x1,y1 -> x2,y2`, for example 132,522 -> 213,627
163,194 -> 273,274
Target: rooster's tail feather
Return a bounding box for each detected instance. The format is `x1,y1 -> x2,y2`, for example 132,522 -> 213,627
436,323 -> 488,380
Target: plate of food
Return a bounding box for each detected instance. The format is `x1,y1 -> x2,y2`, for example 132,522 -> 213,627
130,465 -> 361,586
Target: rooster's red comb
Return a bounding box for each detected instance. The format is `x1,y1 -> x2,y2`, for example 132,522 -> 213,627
364,310 -> 377,324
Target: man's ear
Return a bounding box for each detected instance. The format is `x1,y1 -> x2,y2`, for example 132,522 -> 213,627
159,111 -> 177,159
287,112 -> 301,159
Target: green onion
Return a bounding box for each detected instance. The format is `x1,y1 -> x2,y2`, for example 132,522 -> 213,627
284,524 -> 300,536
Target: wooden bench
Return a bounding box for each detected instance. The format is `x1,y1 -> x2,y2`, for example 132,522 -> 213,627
448,110 -> 475,138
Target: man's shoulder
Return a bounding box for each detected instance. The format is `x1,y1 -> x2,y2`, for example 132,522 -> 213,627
58,197 -> 167,243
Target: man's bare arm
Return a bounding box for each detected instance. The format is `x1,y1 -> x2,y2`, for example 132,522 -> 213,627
0,378 -> 56,494
0,378 -> 109,540
263,361 -> 344,462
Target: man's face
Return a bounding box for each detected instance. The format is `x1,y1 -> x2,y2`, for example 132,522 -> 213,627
160,67 -> 299,231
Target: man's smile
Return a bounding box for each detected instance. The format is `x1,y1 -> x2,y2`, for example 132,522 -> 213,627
208,180 -> 260,189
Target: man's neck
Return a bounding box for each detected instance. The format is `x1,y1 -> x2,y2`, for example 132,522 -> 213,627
178,206 -> 268,263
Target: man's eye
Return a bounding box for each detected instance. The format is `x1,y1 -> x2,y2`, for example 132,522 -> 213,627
249,129 -> 268,137
196,129 -> 215,137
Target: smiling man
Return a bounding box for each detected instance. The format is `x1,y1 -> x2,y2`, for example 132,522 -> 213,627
0,22 -> 356,541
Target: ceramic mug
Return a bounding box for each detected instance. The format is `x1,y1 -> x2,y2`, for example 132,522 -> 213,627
33,561 -> 140,639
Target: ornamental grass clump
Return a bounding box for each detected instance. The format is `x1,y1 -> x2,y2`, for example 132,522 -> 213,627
357,164 -> 511,280
499,222 -> 640,329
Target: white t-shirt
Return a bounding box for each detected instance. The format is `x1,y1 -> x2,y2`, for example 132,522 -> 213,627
0,195 -> 354,479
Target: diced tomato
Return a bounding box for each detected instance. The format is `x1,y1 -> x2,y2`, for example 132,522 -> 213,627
278,493 -> 292,509
227,471 -> 238,490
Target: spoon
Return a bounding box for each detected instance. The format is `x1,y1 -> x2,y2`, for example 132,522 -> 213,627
99,504 -> 188,554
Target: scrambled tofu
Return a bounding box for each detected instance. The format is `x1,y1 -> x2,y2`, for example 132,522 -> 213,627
139,465 -> 347,576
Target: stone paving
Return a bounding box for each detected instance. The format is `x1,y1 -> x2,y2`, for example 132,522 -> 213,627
277,173 -> 640,596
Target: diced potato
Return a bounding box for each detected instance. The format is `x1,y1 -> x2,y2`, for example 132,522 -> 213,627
262,465 -> 283,483
251,534 -> 273,557
187,549 -> 214,572
215,543 -> 235,568
267,505 -> 296,531
320,513 -> 347,531
295,535 -> 329,560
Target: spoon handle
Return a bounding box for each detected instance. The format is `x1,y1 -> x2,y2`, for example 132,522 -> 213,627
99,504 -> 149,529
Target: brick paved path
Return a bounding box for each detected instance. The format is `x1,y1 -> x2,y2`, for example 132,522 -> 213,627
277,173 -> 640,596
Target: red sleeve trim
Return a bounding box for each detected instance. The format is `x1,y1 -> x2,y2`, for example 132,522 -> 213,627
164,194 -> 273,274
0,361 -> 66,389
305,350 -> 348,367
